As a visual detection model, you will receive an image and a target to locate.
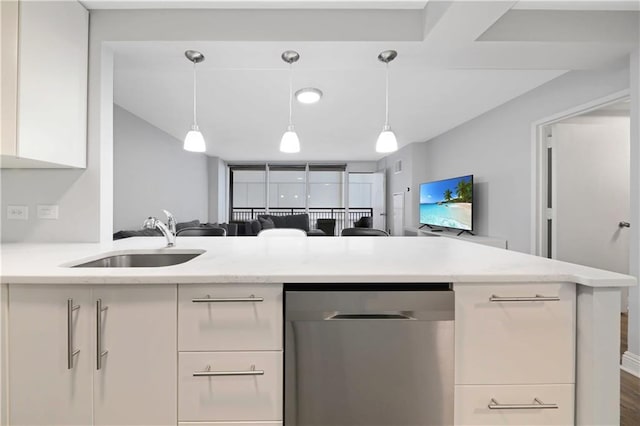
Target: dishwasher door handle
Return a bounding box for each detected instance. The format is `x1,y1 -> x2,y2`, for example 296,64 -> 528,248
325,311 -> 415,320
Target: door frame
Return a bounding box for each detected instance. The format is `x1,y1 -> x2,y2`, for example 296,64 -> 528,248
529,89 -> 630,256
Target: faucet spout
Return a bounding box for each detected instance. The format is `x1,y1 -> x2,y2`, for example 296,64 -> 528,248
143,210 -> 177,247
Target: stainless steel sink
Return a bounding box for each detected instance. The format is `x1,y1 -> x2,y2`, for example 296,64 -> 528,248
70,250 -> 205,268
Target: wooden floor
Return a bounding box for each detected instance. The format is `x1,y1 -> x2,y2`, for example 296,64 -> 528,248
620,313 -> 640,426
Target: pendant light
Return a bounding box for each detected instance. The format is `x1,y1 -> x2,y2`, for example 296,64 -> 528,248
280,50 -> 301,153
183,50 -> 206,153
376,50 -> 398,153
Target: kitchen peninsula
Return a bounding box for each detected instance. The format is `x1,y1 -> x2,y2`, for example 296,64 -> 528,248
1,236 -> 635,426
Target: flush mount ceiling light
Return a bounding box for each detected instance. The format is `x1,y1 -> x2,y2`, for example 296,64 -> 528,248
376,49 -> 398,154
183,50 -> 206,153
280,50 -> 301,154
295,87 -> 323,104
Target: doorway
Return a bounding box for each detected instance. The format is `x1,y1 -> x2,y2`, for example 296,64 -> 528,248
392,192 -> 405,236
537,98 -> 631,312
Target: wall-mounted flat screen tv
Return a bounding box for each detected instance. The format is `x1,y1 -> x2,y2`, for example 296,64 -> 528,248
419,175 -> 473,231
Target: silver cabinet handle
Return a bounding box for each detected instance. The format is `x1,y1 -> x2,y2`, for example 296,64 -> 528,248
488,398 -> 558,410
192,294 -> 264,303
67,299 -> 80,370
193,364 -> 264,377
96,299 -> 109,370
619,221 -> 631,228
489,294 -> 560,302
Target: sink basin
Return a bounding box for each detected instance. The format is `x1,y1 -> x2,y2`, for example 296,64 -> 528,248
70,249 -> 205,268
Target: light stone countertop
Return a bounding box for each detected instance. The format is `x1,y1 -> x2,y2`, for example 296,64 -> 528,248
0,236 -> 635,287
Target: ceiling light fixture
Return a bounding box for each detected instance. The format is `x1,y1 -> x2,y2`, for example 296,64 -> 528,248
183,50 -> 206,153
295,87 -> 323,104
280,50 -> 301,154
376,50 -> 398,153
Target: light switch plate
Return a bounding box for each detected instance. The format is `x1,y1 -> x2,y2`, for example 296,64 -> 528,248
37,205 -> 59,220
7,205 -> 28,220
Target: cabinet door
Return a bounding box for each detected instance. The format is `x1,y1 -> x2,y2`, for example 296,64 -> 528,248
93,285 -> 177,426
9,285 -> 93,426
14,0 -> 88,167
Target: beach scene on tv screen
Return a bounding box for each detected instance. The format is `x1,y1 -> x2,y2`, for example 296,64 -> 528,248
420,175 -> 472,230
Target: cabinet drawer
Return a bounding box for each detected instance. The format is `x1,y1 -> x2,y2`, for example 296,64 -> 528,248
179,284 -> 282,351
455,283 -> 575,384
455,384 -> 574,425
180,423 -> 281,426
178,351 -> 283,422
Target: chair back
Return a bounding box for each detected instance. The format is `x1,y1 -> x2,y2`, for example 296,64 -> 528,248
258,228 -> 307,238
353,216 -> 373,228
316,219 -> 336,236
177,227 -> 226,236
341,227 -> 389,237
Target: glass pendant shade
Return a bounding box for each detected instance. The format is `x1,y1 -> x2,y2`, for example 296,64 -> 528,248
184,125 -> 206,152
280,125 -> 300,153
376,125 -> 398,153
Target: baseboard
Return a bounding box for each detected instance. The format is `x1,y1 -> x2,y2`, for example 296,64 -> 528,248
621,351 -> 640,378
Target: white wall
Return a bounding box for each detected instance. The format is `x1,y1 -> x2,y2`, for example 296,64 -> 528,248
113,105 -> 208,231
401,64 -> 630,253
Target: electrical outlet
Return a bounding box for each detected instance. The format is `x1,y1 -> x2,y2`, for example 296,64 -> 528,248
37,204 -> 59,220
7,205 -> 28,220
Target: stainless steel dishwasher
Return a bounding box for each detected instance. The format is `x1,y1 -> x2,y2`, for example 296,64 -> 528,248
285,284 -> 454,426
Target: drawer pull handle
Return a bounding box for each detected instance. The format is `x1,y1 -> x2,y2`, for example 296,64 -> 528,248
192,294 -> 264,303
193,364 -> 264,377
67,299 -> 81,370
489,294 -> 560,302
488,398 -> 559,410
96,299 -> 109,371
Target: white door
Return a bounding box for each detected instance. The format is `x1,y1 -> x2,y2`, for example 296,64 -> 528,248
372,172 -> 386,230
552,118 -> 630,308
93,285 -> 177,425
392,192 -> 405,236
9,285 -> 93,426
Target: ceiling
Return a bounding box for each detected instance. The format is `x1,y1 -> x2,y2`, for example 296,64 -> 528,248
111,1 -> 639,161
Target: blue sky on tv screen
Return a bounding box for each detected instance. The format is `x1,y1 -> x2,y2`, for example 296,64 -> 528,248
420,175 -> 472,204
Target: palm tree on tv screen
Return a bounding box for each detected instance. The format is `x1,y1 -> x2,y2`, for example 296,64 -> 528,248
444,189 -> 452,201
456,179 -> 472,203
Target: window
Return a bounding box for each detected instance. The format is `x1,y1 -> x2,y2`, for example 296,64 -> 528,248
230,166 -> 267,221
268,166 -> 306,209
309,165 -> 345,208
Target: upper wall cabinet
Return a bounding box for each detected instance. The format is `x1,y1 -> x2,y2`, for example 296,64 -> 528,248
1,0 -> 88,168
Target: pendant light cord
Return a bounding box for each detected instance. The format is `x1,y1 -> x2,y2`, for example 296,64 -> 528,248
288,62 -> 293,126
385,62 -> 389,127
193,60 -> 198,127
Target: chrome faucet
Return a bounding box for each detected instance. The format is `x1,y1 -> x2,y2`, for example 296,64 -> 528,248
143,209 -> 177,247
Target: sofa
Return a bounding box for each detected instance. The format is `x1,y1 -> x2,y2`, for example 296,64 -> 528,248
237,214 -> 325,236
113,220 -> 236,240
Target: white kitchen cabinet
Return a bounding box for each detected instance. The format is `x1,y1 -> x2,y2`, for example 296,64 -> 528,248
179,423 -> 282,426
454,384 -> 574,425
8,284 -> 177,425
0,0 -> 88,168
8,285 -> 93,426
178,284 -> 283,351
454,282 -> 575,385
93,285 -> 177,426
178,351 -> 283,422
